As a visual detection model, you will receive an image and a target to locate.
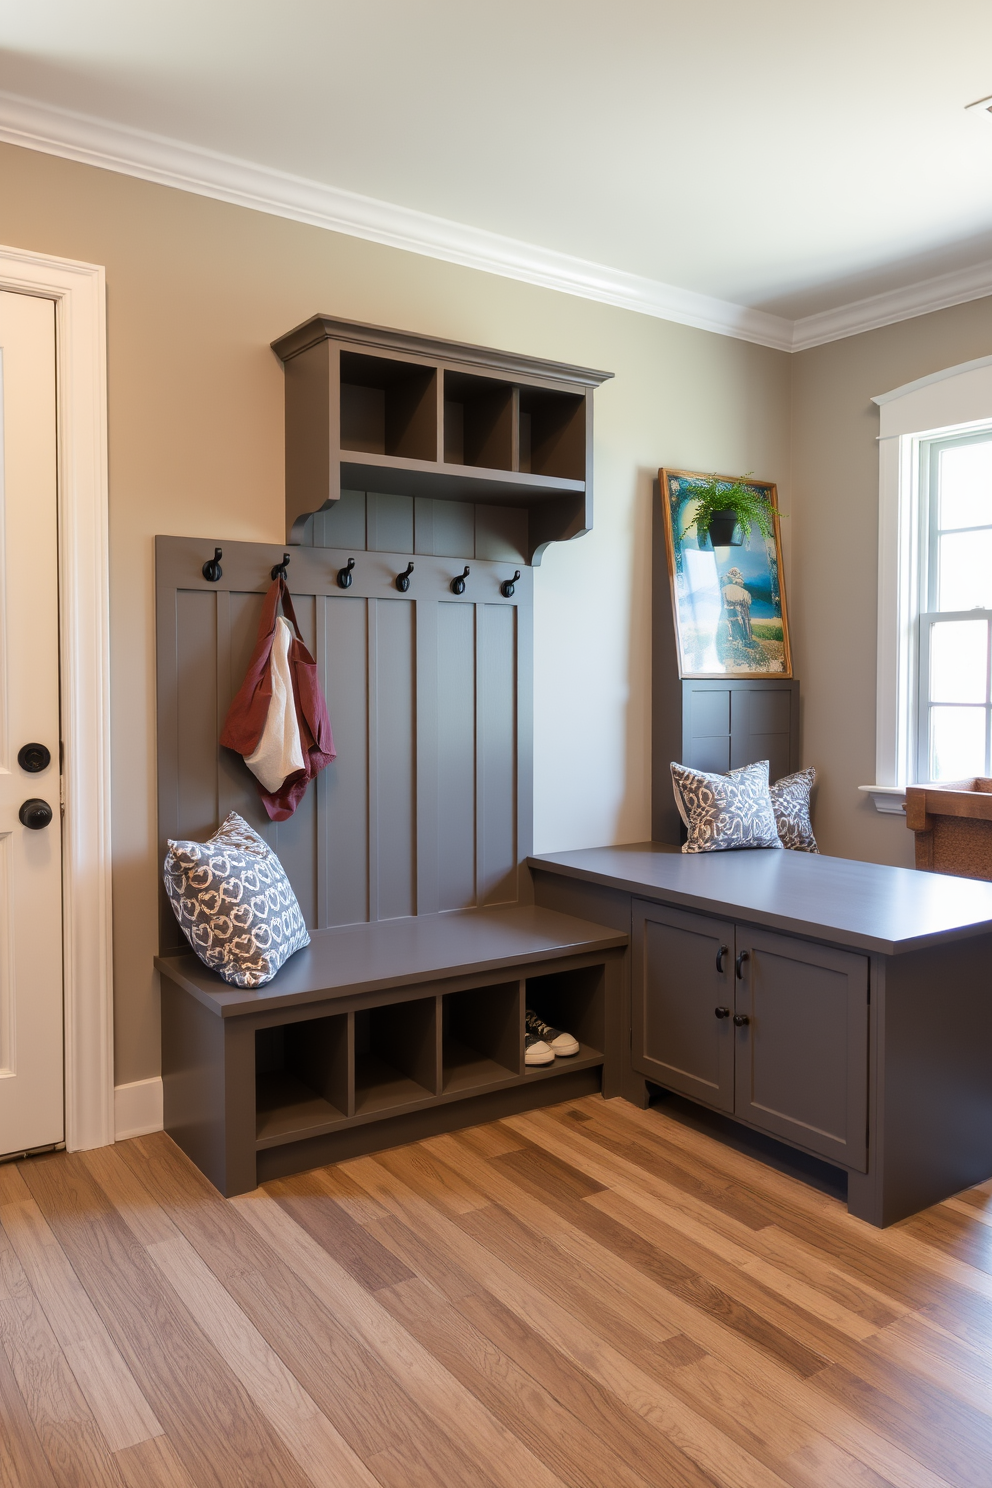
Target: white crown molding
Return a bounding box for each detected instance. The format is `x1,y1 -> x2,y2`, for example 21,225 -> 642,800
791,260 -> 992,351
0,90 -> 797,349
2,87 -> 992,354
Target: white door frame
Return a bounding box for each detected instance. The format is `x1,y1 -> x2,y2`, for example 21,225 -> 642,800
0,243 -> 113,1151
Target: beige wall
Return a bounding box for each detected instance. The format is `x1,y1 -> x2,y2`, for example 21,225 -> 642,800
0,143 -> 793,1086
791,298 -> 992,867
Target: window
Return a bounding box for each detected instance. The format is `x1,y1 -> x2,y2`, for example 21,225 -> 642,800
917,430 -> 992,780
866,354 -> 992,812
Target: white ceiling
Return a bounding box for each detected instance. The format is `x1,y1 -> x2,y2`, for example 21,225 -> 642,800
3,0 -> 992,336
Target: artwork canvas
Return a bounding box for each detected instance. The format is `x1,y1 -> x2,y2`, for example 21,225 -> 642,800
659,468 -> 792,677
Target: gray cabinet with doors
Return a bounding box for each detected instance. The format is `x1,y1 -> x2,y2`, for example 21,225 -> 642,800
632,900 -> 867,1171
529,842 -> 992,1226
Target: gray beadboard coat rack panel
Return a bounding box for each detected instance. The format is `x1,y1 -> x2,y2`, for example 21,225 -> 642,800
155,535 -> 533,952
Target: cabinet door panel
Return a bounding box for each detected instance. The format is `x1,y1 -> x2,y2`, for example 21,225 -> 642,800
734,928 -> 868,1171
632,900 -> 735,1111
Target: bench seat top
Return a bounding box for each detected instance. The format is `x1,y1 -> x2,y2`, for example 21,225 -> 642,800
155,903 -> 627,1017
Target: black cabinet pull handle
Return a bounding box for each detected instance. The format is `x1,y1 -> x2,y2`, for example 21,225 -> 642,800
733,1013 -> 750,1027
714,1006 -> 731,1019
736,949 -> 749,979
715,944 -> 728,973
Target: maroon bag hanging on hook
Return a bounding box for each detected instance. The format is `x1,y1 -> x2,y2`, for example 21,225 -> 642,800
220,577 -> 335,821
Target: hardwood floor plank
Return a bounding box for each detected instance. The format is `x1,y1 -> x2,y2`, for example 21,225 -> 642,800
0,1326 -> 60,1488
19,1152 -> 315,1488
234,1185 -> 571,1488
0,1196 -> 164,1450
347,1154 -> 802,1488
378,1272 -> 706,1488
267,1170 -> 416,1290
119,1133 -> 507,1488
113,1434 -> 199,1488
6,1092 -> 989,1488
147,1231 -> 378,1488
0,1227 -> 129,1488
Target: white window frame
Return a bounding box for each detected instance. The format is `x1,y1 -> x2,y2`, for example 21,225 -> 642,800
863,354 -> 992,814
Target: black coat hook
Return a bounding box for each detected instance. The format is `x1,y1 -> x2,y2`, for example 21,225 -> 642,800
202,547 -> 223,582
396,562 -> 414,593
451,565 -> 470,595
271,552 -> 291,581
337,557 -> 356,589
500,569 -> 521,598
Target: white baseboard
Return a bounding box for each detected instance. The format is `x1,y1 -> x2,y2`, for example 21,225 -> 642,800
114,1076 -> 163,1140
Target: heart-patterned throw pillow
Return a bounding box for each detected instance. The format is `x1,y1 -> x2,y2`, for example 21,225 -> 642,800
163,812 -> 309,987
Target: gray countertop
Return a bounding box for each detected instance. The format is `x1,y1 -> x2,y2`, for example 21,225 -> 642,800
528,842 -> 992,955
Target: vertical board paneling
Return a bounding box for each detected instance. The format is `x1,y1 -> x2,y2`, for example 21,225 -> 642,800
436,602 -> 477,910
367,492 -> 414,553
175,591 -> 219,841
373,599 -> 416,920
309,490 -> 367,549
271,594 -> 318,927
156,538 -> 527,951
478,603 -> 517,906
322,596 -> 370,927
475,505 -> 528,563
217,591 -> 270,838
430,501 -> 476,558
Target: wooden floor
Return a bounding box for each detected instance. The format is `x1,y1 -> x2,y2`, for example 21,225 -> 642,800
2,1097 -> 992,1488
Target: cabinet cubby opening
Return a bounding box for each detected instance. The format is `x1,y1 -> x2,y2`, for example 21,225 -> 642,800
442,981 -> 521,1093
340,351 -> 437,462
444,372 -> 515,471
354,998 -> 437,1116
525,965 -> 605,1065
518,388 -> 585,480
256,1015 -> 349,1144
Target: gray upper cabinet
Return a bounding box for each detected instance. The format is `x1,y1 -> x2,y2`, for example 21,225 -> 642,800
631,901 -> 735,1111
272,316 -> 613,564
632,898 -> 868,1171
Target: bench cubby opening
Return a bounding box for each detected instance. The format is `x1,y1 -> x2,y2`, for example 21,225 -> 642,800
354,997 -> 438,1116
255,1013 -> 350,1146
525,963 -> 605,1067
442,980 -> 521,1093
339,351 -> 437,462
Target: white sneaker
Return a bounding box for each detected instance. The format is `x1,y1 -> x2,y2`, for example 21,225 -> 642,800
525,1031 -> 555,1066
526,1010 -> 579,1058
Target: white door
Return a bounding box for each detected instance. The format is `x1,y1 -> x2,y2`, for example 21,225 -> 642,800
0,290 -> 63,1157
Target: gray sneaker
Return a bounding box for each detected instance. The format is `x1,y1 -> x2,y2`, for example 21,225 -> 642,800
526,1009 -> 579,1057
525,1030 -> 555,1066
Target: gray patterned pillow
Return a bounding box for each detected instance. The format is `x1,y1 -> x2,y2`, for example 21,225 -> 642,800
770,767 -> 818,852
671,759 -> 783,854
163,812 -> 310,987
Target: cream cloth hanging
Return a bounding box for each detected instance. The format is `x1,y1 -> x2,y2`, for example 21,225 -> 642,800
243,616 -> 305,792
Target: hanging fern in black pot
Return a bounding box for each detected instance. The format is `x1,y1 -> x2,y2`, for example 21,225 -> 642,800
691,473 -> 776,549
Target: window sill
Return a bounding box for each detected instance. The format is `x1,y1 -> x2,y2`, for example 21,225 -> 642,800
859,785 -> 907,816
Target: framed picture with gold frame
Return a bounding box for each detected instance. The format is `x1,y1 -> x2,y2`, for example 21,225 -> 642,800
659,468 -> 792,678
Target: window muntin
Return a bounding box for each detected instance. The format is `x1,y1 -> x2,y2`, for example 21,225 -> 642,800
919,430 -> 992,780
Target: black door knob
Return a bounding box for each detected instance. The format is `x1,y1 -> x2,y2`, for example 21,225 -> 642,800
19,798 -> 53,830
714,1006 -> 731,1019
733,1013 -> 750,1027
18,742 -> 51,773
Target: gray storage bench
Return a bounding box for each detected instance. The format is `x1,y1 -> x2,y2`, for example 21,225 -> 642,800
157,903 -> 625,1196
